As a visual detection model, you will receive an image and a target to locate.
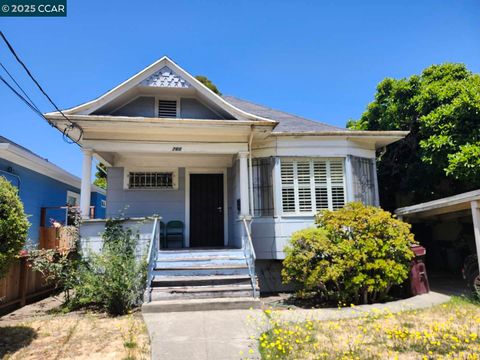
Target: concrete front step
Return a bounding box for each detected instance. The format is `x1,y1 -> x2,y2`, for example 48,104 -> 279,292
152,265 -> 249,277
142,297 -> 261,313
152,274 -> 252,287
150,285 -> 255,301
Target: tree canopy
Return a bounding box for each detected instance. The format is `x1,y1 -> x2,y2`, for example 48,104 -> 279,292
93,163 -> 107,190
348,63 -> 480,210
195,75 -> 222,95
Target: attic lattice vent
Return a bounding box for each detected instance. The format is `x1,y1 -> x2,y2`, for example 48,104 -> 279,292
158,100 -> 177,118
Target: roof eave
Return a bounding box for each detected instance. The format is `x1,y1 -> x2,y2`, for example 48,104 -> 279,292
49,56 -> 277,124
271,130 -> 409,137
44,113 -> 278,127
0,143 -> 106,195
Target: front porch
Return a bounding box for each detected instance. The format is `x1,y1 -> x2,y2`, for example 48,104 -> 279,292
79,147 -> 254,250
77,141 -> 260,304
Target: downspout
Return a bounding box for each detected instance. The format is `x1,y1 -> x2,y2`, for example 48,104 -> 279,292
248,126 -> 255,217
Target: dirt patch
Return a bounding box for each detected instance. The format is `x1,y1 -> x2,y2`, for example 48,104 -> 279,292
0,296 -> 149,360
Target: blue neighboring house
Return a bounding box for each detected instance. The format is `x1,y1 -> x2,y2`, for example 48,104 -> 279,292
0,135 -> 106,246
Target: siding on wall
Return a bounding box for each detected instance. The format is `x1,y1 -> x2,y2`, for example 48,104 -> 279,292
0,159 -> 80,244
106,167 -> 186,224
112,96 -> 155,117
180,98 -> 223,119
91,192 -> 106,219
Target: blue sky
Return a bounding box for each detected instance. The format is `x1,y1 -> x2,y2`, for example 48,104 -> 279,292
1,0 -> 479,177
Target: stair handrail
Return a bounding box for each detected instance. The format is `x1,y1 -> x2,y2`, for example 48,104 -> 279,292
145,216 -> 160,303
242,217 -> 258,298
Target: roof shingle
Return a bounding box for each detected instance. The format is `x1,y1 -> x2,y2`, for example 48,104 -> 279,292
222,95 -> 346,133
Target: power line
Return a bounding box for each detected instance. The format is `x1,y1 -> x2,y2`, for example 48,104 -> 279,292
0,74 -> 82,143
0,31 -> 83,144
0,75 -> 44,117
0,62 -> 42,114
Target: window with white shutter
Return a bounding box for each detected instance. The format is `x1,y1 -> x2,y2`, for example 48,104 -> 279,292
280,161 -> 296,213
280,158 -> 346,214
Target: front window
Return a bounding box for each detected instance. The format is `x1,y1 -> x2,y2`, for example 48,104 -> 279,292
128,172 -> 174,189
280,158 -> 346,214
251,158 -> 274,217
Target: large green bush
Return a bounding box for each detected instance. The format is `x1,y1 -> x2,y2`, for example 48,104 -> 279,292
69,219 -> 146,315
0,176 -> 30,278
282,202 -> 416,304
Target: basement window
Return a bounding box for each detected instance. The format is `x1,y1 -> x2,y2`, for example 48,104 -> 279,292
158,99 -> 178,118
127,171 -> 177,190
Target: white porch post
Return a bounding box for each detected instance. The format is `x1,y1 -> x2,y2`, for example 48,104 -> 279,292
471,200 -> 480,271
80,149 -> 93,219
238,152 -> 250,217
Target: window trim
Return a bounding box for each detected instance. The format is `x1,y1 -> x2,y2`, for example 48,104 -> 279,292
123,167 -> 179,190
279,158 -> 346,216
66,190 -> 80,206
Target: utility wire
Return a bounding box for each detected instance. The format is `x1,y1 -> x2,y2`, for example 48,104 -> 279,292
0,62 -> 41,114
0,74 -> 82,143
0,31 -> 83,144
1,75 -> 48,121
0,71 -> 82,143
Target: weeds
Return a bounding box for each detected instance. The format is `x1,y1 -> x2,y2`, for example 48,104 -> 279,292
251,299 -> 480,359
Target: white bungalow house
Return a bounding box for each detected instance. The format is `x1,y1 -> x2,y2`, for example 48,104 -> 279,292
44,56 -> 407,305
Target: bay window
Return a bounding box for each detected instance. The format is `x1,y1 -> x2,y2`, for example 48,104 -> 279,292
280,158 -> 346,214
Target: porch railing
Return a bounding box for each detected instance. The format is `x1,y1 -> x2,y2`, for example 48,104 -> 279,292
145,217 -> 160,303
242,217 -> 258,298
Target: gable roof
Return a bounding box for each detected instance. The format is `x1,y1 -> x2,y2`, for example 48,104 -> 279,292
0,135 -> 105,194
49,56 -> 276,124
222,96 -> 345,133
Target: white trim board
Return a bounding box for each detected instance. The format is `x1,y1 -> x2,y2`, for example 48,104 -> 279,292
0,143 -> 106,195
47,56 -> 278,124
184,167 -> 229,248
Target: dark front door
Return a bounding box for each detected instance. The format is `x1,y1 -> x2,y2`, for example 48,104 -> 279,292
189,173 -> 224,247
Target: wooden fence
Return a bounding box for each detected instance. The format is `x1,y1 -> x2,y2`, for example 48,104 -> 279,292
0,225 -> 77,315
0,256 -> 55,315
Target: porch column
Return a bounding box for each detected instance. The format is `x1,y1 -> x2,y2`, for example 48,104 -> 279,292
80,149 -> 93,219
238,151 -> 250,217
471,200 -> 480,271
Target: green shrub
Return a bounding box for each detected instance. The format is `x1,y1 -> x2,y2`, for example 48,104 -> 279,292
70,219 -> 146,315
0,176 -> 30,278
282,202 -> 416,304
28,249 -> 79,301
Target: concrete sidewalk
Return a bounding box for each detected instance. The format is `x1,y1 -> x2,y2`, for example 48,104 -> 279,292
143,309 -> 256,360
143,292 -> 451,360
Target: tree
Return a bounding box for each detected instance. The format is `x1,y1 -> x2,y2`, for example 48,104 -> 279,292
195,75 -> 222,95
93,163 -> 107,190
0,176 -> 30,278
348,63 -> 480,210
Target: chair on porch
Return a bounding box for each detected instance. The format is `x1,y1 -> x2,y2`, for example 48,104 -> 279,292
159,221 -> 166,249
166,221 -> 184,248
